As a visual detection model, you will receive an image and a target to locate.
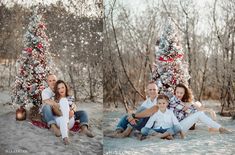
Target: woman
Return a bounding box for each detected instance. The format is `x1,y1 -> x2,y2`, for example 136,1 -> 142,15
128,83 -> 231,136
169,83 -> 230,133
54,80 -> 75,145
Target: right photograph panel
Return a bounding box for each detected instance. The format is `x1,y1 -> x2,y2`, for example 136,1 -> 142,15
103,0 -> 235,154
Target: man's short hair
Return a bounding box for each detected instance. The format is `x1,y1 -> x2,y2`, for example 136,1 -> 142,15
148,80 -> 156,85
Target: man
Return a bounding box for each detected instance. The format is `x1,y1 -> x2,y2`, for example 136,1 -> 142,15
41,74 -> 94,137
109,81 -> 159,138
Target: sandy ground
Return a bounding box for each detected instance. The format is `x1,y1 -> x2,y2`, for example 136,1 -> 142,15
0,91 -> 103,155
103,101 -> 235,155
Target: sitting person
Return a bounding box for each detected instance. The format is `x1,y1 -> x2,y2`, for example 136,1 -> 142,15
53,80 -> 73,144
169,83 -> 231,134
106,81 -> 158,138
140,94 -> 184,140
41,74 -> 94,139
131,83 -> 231,135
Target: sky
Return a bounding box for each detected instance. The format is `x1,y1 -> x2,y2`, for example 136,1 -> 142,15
1,0 -> 223,35
120,0 -> 216,35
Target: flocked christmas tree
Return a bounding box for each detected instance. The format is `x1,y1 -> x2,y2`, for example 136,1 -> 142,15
12,11 -> 52,107
152,20 -> 190,97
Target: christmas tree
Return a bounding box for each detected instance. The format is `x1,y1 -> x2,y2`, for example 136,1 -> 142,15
12,11 -> 51,107
152,20 -> 190,97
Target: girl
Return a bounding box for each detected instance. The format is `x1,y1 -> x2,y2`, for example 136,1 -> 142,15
54,80 -> 75,145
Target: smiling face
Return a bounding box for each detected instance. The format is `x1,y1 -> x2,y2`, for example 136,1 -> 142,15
47,74 -> 57,91
147,83 -> 158,100
57,83 -> 67,98
158,98 -> 168,112
175,87 -> 185,100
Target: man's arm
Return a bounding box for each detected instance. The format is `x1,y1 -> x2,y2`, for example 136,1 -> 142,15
42,99 -> 57,106
135,105 -> 159,118
127,105 -> 159,125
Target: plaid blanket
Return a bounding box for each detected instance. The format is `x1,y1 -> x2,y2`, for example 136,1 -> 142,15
30,120 -> 81,132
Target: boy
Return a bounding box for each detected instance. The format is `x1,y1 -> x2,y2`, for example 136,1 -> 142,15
140,94 -> 184,140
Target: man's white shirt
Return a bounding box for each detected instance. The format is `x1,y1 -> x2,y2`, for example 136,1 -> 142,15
141,97 -> 157,109
41,87 -> 54,100
40,87 -> 54,113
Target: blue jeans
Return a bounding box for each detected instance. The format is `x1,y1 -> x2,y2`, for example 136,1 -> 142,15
116,115 -> 129,131
74,110 -> 89,127
127,117 -> 150,131
116,107 -> 149,131
41,105 -> 56,127
116,115 -> 150,131
141,125 -> 182,136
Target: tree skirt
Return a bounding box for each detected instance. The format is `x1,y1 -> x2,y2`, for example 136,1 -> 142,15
30,120 -> 81,132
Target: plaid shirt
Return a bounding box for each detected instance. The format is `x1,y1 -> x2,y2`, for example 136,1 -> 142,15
168,96 -> 197,122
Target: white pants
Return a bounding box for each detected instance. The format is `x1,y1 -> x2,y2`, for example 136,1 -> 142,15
180,111 -> 221,132
54,98 -> 75,139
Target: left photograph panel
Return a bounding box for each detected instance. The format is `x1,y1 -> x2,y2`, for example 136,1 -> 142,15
0,0 -> 103,154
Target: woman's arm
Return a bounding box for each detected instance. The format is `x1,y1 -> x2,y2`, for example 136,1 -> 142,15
193,101 -> 216,120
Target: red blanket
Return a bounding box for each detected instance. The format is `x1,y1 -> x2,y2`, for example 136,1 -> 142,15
30,120 -> 81,132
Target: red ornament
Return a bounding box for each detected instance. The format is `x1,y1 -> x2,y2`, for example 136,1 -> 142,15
37,43 -> 43,49
25,47 -> 33,54
159,57 -> 164,61
38,23 -> 46,29
159,56 -> 174,62
177,54 -> 183,59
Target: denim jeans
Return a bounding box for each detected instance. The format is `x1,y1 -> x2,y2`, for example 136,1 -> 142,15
41,104 -> 56,127
141,125 -> 181,136
116,115 -> 129,131
74,110 -> 89,127
115,107 -> 149,131
116,114 -> 150,131
127,117 -> 150,131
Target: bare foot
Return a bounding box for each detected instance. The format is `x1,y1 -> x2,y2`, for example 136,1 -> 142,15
219,127 -> 232,134
50,124 -> 61,137
113,133 -> 127,138
114,127 -> 132,138
164,135 -> 174,140
80,126 -> 95,138
63,137 -> 70,145
208,128 -> 219,132
140,135 -> 147,141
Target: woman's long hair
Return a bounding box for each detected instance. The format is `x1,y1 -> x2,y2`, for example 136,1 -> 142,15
174,83 -> 193,102
54,80 -> 70,102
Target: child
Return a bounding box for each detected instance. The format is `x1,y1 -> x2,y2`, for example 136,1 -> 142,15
140,94 -> 184,140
